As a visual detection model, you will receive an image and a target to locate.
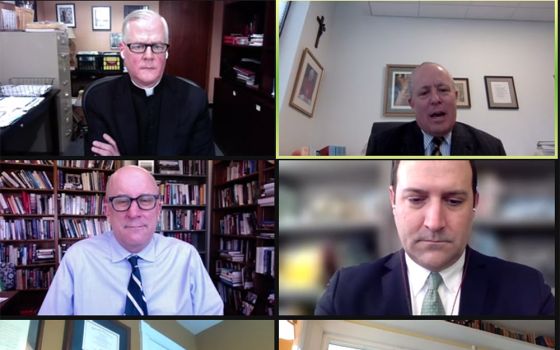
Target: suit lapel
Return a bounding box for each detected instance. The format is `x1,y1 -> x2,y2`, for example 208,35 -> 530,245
450,123 -> 474,155
402,122 -> 428,155
459,247 -> 488,315
382,249 -> 412,315
113,75 -> 139,154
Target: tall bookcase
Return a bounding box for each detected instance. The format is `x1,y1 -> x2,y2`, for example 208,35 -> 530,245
152,160 -> 210,268
212,0 -> 275,156
0,160 -> 117,314
211,160 -> 276,315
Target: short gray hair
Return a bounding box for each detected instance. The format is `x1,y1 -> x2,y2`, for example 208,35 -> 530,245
408,62 -> 455,95
122,9 -> 169,43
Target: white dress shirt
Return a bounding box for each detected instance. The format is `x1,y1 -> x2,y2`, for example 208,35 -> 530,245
39,230 -> 223,315
421,130 -> 452,156
405,250 -> 465,315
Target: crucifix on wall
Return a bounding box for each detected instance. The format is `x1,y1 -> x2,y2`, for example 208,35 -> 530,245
315,16 -> 326,48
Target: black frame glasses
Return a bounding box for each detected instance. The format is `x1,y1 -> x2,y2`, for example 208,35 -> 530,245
125,42 -> 170,54
108,194 -> 160,212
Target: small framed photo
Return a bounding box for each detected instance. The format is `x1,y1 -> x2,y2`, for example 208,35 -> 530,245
453,78 -> 471,109
64,174 -> 82,190
289,48 -> 324,118
384,64 -> 417,116
484,76 -> 519,109
110,32 -> 122,50
63,320 -> 130,350
157,160 -> 184,175
92,6 -> 111,31
124,5 -> 149,18
56,3 -> 76,28
138,160 -> 155,173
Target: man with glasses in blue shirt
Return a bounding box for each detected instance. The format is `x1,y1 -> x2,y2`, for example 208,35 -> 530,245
39,165 -> 223,315
84,9 -> 214,156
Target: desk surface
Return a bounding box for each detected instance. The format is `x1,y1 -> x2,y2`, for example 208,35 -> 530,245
0,290 -> 18,314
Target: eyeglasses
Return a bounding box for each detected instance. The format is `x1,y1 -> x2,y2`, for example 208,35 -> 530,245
108,194 -> 160,212
126,42 -> 170,54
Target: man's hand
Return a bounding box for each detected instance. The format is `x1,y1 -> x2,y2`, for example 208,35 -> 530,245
91,133 -> 121,156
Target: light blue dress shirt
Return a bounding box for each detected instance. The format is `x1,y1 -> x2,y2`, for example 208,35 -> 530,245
422,130 -> 452,156
38,231 -> 223,315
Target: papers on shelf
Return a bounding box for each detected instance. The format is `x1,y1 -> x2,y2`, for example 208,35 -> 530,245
0,97 -> 44,127
0,84 -> 52,97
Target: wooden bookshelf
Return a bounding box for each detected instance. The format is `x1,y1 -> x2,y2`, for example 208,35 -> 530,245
210,160 -> 276,315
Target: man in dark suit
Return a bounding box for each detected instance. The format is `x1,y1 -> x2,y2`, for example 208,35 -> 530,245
84,9 -> 213,156
366,63 -> 506,155
316,161 -> 553,316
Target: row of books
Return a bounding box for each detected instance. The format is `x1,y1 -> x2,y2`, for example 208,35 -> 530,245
1,160 -> 53,165
217,181 -> 258,208
0,169 -> 53,189
59,218 -> 110,239
56,160 -> 115,170
448,320 -> 555,348
226,160 -> 258,181
256,246 -> 275,276
223,33 -> 263,46
257,181 -> 274,207
162,232 -> 201,249
158,182 -> 206,206
155,160 -> 208,176
0,244 -> 55,266
58,170 -> 107,191
0,192 -> 54,215
216,263 -> 253,290
316,145 -> 347,156
219,238 -> 252,253
58,194 -> 104,215
157,209 -> 206,231
16,266 -> 55,290
233,65 -> 256,86
0,218 -> 55,240
219,212 -> 256,235
216,282 -> 243,313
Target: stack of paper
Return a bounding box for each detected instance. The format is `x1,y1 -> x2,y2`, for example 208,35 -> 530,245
0,97 -> 44,127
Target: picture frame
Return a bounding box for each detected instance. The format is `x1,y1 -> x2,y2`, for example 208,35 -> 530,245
289,48 -> 324,118
157,160 -> 184,175
383,64 -> 417,116
62,320 -> 130,350
124,5 -> 149,18
137,160 -> 155,173
0,320 -> 44,350
484,76 -> 519,109
92,6 -> 111,31
56,3 -> 76,28
110,32 -> 122,50
453,78 -> 471,109
64,173 -> 82,190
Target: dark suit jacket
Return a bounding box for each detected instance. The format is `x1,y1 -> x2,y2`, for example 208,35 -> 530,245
84,74 -> 214,156
315,247 -> 554,316
366,121 -> 506,155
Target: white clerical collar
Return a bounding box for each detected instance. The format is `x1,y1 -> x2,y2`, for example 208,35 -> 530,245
405,249 -> 465,298
130,78 -> 161,97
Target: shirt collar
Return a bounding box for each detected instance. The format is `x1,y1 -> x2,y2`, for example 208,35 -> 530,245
108,230 -> 157,263
405,249 -> 465,297
130,76 -> 162,96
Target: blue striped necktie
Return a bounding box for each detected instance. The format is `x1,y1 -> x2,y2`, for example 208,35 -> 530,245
124,255 -> 148,315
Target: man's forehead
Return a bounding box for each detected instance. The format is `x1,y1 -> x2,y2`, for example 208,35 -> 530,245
397,161 -> 472,184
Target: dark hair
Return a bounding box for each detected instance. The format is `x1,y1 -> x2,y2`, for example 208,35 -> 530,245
390,160 -> 478,206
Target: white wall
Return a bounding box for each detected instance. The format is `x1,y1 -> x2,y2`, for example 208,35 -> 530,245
279,2 -> 555,156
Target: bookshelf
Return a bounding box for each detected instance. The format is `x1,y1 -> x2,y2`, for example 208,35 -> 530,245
0,160 -> 117,314
211,160 -> 276,315
212,1 -> 275,156
152,160 -> 210,268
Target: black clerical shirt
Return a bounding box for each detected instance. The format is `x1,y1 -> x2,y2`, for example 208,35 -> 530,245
130,81 -> 163,155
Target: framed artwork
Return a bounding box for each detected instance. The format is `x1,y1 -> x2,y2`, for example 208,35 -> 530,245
289,48 -> 324,118
453,78 -> 471,109
56,3 -> 76,28
64,174 -> 82,189
92,6 -> 111,31
124,5 -> 149,18
484,76 -> 519,109
384,64 -> 417,116
157,160 -> 184,175
63,320 -> 130,350
0,320 -> 43,350
110,32 -> 122,50
137,160 -> 155,173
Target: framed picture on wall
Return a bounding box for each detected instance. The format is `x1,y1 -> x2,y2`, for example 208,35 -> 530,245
453,78 -> 471,109
0,320 -> 43,349
110,32 -> 122,50
63,320 -> 130,350
92,6 -> 111,31
383,64 -> 417,116
56,3 -> 76,28
484,76 -> 519,109
289,48 -> 324,118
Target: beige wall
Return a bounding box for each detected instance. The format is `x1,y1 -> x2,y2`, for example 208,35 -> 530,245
40,320 -> 197,350
197,320 -> 274,350
36,1 -> 158,52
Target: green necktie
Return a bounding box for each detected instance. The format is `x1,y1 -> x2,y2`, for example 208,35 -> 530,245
421,272 -> 445,315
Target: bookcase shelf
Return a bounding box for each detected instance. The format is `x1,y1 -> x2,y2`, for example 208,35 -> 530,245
211,160 -> 275,315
